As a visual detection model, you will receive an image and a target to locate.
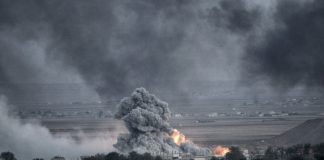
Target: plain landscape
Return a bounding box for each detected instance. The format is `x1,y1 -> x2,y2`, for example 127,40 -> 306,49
11,83 -> 324,149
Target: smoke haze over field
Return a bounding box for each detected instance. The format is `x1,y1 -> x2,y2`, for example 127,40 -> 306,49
0,96 -> 117,159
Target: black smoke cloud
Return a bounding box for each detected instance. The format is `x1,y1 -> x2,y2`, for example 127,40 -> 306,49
1,0 -> 267,101
50,0 -> 192,96
243,0 -> 324,89
0,0 -> 195,99
207,0 -> 260,33
2,0 -> 317,100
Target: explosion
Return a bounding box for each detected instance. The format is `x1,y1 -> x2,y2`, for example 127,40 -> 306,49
114,88 -> 211,155
170,129 -> 186,146
214,146 -> 230,157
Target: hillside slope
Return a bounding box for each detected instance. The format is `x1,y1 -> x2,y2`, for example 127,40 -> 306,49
271,118 -> 324,146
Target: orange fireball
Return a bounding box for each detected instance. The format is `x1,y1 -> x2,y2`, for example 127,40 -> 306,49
170,129 -> 186,146
214,146 -> 230,157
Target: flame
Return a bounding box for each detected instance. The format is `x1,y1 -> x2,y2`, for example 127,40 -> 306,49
170,129 -> 186,146
214,146 -> 230,157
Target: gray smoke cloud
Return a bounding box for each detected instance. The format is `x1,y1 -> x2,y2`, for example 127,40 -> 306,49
114,88 -> 211,155
0,0 -> 267,101
0,0 -> 194,99
0,1 -> 275,158
0,96 -> 117,160
207,0 -> 261,34
243,0 -> 324,91
1,0 -> 323,159
2,0 -> 319,99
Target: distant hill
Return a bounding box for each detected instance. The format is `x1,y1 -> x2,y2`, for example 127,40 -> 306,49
271,118 -> 324,146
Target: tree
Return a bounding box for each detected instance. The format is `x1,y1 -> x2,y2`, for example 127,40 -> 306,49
303,144 -> 311,155
83,154 -> 105,160
142,153 -> 154,160
289,155 -> 304,160
128,151 -> 141,160
0,152 -> 16,160
105,152 -> 121,160
155,156 -> 163,160
313,143 -> 324,160
210,156 -> 218,160
264,147 -> 278,160
211,156 -> 225,160
225,147 -> 246,160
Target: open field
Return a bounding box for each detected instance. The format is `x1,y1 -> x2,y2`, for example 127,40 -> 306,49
40,115 -> 324,147
171,116 -> 323,145
13,84 -> 324,147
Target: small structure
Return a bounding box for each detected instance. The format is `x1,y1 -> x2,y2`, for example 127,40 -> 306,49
173,153 -> 181,160
51,156 -> 65,160
193,155 -> 207,160
210,156 -> 225,160
242,149 -> 250,160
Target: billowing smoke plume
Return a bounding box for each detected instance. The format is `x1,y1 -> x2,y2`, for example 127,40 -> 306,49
243,0 -> 324,90
114,88 -> 211,155
0,0 -> 264,101
3,0 -> 321,100
0,96 -> 117,160
207,0 -> 261,34
0,0 -> 194,99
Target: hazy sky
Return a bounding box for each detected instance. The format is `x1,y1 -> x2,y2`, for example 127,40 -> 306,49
0,0 -> 323,99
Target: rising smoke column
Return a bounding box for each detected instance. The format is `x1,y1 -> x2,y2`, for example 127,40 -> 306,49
114,88 -> 211,155
0,96 -> 116,160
